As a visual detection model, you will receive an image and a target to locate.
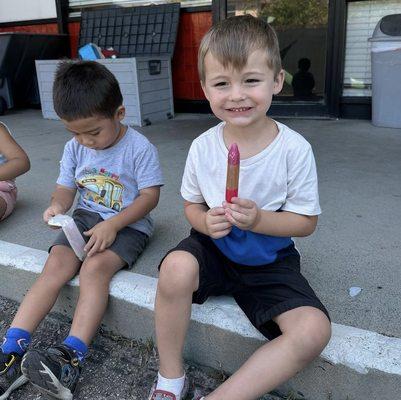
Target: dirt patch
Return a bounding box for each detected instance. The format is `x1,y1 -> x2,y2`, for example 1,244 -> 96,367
0,296 -> 299,400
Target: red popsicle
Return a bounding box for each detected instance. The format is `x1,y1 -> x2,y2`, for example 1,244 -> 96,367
225,143 -> 240,202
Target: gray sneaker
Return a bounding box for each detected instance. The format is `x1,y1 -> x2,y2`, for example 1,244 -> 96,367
148,375 -> 190,400
0,350 -> 28,400
21,344 -> 81,400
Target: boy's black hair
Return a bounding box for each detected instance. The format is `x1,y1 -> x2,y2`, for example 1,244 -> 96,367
53,61 -> 123,121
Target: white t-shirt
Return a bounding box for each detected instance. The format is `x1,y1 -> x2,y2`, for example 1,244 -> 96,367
180,120 -> 321,266
181,120 -> 321,216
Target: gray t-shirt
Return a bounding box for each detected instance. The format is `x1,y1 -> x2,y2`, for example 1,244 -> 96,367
57,126 -> 163,236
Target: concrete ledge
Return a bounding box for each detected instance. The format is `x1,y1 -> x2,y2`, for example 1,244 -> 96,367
0,240 -> 400,400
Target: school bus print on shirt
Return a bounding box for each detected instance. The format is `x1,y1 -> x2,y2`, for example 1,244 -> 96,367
77,169 -> 124,212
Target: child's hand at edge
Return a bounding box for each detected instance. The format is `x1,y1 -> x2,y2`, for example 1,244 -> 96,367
83,219 -> 118,257
43,204 -> 65,228
205,206 -> 232,239
223,197 -> 261,231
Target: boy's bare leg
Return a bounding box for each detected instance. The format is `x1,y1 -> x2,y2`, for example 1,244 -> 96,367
155,251 -> 199,378
11,245 -> 81,332
68,249 -> 125,344
154,251 -> 330,399
206,307 -> 331,400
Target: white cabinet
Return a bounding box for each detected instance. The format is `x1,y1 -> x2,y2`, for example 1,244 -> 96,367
36,57 -> 174,127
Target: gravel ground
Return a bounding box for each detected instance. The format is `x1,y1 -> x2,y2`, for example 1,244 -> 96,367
0,296 -> 301,400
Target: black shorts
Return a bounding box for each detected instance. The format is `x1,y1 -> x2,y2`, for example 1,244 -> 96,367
50,208 -> 149,268
160,229 -> 330,341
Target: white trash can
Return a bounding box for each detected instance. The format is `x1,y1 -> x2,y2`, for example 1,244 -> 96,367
369,14 -> 401,128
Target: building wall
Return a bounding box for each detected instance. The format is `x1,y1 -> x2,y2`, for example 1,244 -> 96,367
0,11 -> 212,101
172,11 -> 212,100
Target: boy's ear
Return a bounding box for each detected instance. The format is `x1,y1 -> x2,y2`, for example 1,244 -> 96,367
201,80 -> 210,101
116,105 -> 126,121
273,69 -> 285,95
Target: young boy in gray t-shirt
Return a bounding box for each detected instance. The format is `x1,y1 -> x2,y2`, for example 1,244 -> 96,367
0,61 -> 163,400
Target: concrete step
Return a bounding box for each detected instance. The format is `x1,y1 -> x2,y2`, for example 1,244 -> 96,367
0,240 -> 399,400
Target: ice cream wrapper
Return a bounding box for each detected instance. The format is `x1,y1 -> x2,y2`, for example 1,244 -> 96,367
48,214 -> 86,261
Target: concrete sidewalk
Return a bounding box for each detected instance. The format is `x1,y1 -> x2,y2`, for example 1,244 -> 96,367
0,110 -> 400,399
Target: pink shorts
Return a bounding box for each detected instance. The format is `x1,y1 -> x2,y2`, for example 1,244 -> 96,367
0,180 -> 17,221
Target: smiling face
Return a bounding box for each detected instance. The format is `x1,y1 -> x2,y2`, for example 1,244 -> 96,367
62,107 -> 126,150
201,49 -> 284,130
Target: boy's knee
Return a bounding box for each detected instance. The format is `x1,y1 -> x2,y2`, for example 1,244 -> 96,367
297,313 -> 331,358
281,308 -> 331,358
158,252 -> 199,296
42,250 -> 68,276
302,315 -> 331,351
43,246 -> 79,277
79,258 -> 105,281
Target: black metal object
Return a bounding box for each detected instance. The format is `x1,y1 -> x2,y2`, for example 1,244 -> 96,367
0,33 -> 69,111
325,0 -> 347,118
340,96 -> 371,120
56,0 -> 70,35
0,19 -> 58,28
78,3 -> 180,58
0,96 -> 6,115
212,0 -> 226,25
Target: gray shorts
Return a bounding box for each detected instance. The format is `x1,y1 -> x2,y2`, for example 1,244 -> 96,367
50,208 -> 149,268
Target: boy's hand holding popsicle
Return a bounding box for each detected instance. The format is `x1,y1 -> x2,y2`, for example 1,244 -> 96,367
224,197 -> 261,231
223,143 -> 261,231
205,206 -> 232,239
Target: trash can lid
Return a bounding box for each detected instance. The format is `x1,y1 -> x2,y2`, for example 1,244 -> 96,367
369,14 -> 401,42
79,3 -> 180,58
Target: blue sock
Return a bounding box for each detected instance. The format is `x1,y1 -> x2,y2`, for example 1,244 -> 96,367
1,327 -> 31,356
62,336 -> 88,363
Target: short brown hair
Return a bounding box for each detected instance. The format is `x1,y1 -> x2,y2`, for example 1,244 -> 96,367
198,15 -> 282,83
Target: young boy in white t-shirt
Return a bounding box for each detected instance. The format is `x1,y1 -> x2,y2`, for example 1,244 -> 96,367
148,15 -> 331,400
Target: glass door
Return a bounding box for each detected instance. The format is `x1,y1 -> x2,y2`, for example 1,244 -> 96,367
226,0 -> 330,116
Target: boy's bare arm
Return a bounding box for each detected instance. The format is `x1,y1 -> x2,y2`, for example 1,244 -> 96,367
43,184 -> 77,223
108,186 -> 160,231
184,201 -> 232,239
83,186 -> 160,257
252,210 -> 317,237
0,126 -> 30,181
184,201 -> 209,234
224,197 -> 317,237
